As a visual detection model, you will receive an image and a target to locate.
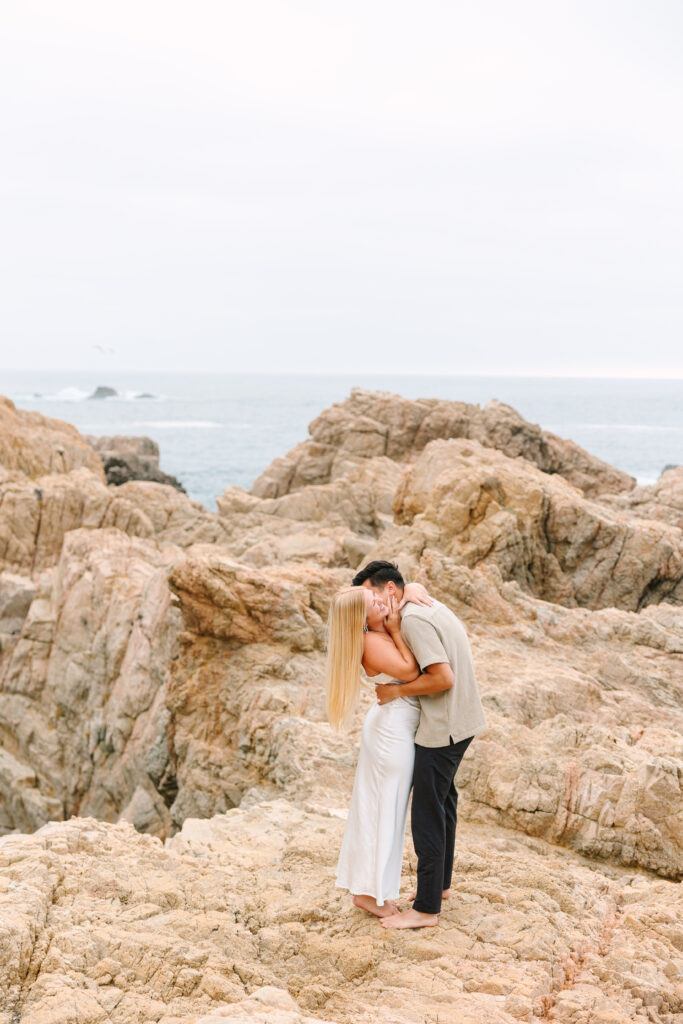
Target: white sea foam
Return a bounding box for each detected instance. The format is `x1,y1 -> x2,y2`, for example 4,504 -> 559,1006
47,387 -> 91,401
19,387 -> 163,402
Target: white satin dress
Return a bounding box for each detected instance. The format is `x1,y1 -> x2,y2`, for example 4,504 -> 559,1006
335,674 -> 421,906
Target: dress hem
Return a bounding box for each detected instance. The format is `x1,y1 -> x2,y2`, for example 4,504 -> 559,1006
334,879 -> 399,907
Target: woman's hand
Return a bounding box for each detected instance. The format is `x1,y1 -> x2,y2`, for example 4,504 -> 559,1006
399,581 -> 434,610
383,594 -> 402,634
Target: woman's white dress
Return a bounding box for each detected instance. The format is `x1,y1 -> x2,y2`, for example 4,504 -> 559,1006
335,675 -> 420,906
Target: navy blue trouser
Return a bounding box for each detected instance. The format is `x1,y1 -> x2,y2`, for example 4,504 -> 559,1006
411,736 -> 473,915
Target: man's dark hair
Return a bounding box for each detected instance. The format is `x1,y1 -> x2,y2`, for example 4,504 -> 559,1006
351,560 -> 405,589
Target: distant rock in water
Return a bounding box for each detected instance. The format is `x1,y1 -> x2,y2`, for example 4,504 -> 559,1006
88,385 -> 117,400
136,392 -> 156,399
84,433 -> 185,492
661,463 -> 681,475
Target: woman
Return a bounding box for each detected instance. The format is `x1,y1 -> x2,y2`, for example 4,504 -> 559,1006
326,583 -> 429,918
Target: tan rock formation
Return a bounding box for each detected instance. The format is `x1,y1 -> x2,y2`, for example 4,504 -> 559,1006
116,480 -> 233,547
85,434 -> 161,461
0,388 -> 681,1023
388,438 -> 683,610
215,456 -> 402,569
3,516 -> 679,879
251,389 -> 635,499
0,529 -> 178,834
0,396 -> 104,479
600,466 -> 683,531
411,553 -> 683,878
0,468 -> 153,574
0,805 -> 680,1024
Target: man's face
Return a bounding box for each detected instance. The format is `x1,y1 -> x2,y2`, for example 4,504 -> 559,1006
361,578 -> 395,602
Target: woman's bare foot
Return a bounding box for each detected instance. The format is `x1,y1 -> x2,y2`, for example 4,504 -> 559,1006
352,895 -> 399,918
381,908 -> 438,929
408,888 -> 451,901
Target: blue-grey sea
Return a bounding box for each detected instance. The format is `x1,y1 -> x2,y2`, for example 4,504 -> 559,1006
3,371 -> 682,509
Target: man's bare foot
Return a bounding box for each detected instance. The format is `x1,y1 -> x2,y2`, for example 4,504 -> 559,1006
408,888 -> 451,901
380,908 -> 438,929
352,894 -> 399,918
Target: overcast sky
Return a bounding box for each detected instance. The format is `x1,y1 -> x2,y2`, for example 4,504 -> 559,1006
1,1 -> 682,375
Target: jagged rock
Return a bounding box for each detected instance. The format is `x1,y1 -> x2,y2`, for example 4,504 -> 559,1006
214,457 -> 402,570
224,456 -> 400,535
86,434 -> 160,461
387,552 -> 683,879
84,433 -> 187,492
0,468 -> 153,575
251,389 -> 635,499
600,466 -> 683,531
0,396 -> 104,479
0,529 -> 178,834
0,806 -> 680,1024
168,554 -> 331,651
103,452 -> 187,492
386,438 -> 683,611
116,481 -> 233,546
0,384 -> 681,1024
0,572 -> 35,636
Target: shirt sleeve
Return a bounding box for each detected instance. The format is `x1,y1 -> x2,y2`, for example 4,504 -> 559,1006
401,615 -> 449,672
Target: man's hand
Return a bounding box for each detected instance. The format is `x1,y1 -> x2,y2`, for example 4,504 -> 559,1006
383,594 -> 402,634
398,582 -> 434,610
376,662 -> 453,702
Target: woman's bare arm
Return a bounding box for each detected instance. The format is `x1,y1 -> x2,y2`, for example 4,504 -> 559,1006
361,596 -> 420,681
362,633 -> 420,681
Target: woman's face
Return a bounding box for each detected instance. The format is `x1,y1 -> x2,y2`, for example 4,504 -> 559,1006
363,587 -> 387,630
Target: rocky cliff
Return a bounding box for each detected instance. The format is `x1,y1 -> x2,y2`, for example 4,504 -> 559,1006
0,390 -> 681,1024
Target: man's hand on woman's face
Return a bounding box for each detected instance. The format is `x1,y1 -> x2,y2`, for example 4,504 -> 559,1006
383,594 -> 402,633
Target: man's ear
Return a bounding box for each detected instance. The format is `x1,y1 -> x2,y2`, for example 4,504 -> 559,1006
385,581 -> 396,597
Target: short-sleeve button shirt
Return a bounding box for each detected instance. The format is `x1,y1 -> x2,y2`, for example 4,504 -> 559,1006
401,601 -> 487,748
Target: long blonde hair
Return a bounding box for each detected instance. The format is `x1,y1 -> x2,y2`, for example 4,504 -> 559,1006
326,586 -> 366,731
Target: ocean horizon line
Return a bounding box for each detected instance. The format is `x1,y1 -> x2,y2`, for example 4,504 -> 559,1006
3,369 -> 683,382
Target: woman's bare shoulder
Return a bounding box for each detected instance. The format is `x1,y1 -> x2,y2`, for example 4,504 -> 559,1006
362,631 -> 395,674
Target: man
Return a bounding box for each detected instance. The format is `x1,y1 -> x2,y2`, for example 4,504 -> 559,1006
351,560 -> 487,930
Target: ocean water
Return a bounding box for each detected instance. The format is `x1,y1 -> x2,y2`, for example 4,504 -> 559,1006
3,371 -> 682,509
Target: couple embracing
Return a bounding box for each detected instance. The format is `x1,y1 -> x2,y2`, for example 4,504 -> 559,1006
326,561 -> 487,930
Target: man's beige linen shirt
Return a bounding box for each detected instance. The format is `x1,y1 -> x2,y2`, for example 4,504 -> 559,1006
401,601 -> 487,748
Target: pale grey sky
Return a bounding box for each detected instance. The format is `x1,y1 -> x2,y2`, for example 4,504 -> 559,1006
1,1 -> 682,375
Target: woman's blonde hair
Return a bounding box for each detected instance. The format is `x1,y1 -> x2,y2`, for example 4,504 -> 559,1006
326,586 -> 366,731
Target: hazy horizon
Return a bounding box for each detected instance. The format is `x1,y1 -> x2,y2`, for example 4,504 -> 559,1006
2,2 -> 682,377
4,368 -> 683,382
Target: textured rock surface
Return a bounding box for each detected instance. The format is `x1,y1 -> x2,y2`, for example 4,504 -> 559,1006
86,435 -> 161,461
251,389 -> 635,499
600,466 -> 683,531
0,396 -> 104,479
85,433 -> 187,491
1,805 -> 681,1024
0,389 -> 681,1022
103,452 -> 186,491
388,438 -> 683,610
0,468 -> 153,574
